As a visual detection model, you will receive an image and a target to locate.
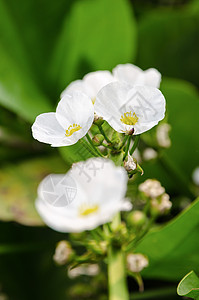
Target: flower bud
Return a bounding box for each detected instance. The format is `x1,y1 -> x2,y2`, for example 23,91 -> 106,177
127,253 -> 149,273
53,240 -> 73,265
156,123 -> 171,148
124,154 -> 137,172
92,134 -> 104,146
127,210 -> 147,228
93,113 -> 104,126
143,148 -> 157,161
150,193 -> 172,216
68,264 -> 100,278
139,179 -> 165,198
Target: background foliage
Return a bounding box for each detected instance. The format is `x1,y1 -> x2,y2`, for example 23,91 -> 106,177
0,0 -> 199,299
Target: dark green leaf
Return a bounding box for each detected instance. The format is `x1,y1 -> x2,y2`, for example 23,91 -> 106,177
177,271 -> 199,299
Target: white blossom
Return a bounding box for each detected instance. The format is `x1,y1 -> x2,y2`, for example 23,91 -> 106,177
95,82 -> 166,135
32,91 -> 94,147
68,264 -> 100,278
36,158 -> 132,233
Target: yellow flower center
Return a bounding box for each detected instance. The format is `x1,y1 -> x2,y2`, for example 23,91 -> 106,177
120,111 -> 138,125
92,98 -> 96,105
79,204 -> 99,217
65,124 -> 82,137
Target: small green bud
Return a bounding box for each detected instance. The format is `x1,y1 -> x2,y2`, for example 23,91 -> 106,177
94,114 -> 104,126
92,134 -> 104,146
111,131 -> 121,149
127,211 -> 147,227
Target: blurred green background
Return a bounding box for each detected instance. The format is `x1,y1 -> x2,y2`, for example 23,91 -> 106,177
0,0 -> 199,299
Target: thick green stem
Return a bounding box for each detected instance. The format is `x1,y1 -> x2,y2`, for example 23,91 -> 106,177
130,135 -> 140,155
108,213 -> 129,300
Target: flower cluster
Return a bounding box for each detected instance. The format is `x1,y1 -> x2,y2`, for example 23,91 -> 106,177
31,63 -> 169,296
32,63 -> 165,147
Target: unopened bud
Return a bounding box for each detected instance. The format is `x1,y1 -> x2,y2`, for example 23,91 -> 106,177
68,264 -> 100,278
127,253 -> 149,273
156,123 -> 171,148
139,179 -> 165,198
143,148 -> 157,161
94,113 -> 104,126
92,134 -> 104,146
53,241 -> 73,265
124,154 -> 137,172
150,193 -> 172,215
127,210 -> 147,227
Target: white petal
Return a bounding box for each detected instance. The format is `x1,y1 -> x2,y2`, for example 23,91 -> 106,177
61,71 -> 114,101
95,82 -> 165,134
144,68 -> 161,88
113,64 -> 143,84
113,64 -> 161,88
56,91 -> 94,144
31,112 -> 66,146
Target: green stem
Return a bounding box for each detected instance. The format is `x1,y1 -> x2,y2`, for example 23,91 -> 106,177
108,213 -> 129,300
123,136 -> 131,160
120,135 -> 128,149
98,125 -> 112,144
85,133 -> 103,157
130,135 -> 140,155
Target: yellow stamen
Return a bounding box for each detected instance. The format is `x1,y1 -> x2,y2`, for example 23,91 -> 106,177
92,98 -> 96,105
120,111 -> 138,125
65,124 -> 82,137
79,204 -> 99,217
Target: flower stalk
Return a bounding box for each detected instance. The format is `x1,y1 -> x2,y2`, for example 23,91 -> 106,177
108,213 -> 129,300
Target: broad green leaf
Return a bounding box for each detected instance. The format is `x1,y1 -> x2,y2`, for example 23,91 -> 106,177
0,156 -> 67,226
177,271 -> 199,299
136,197 -> 199,280
0,45 -> 52,122
50,0 -> 137,92
136,6 -> 199,88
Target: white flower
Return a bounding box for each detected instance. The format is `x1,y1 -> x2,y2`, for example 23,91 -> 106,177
32,91 -> 94,147
35,158 -> 132,233
113,64 -> 161,88
127,253 -> 149,273
139,179 -> 165,198
61,71 -> 114,103
95,82 -> 166,135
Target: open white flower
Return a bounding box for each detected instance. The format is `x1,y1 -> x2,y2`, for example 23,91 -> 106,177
36,158 -> 132,232
95,82 -> 166,135
61,71 -> 114,103
32,91 -> 94,147
113,64 -> 161,88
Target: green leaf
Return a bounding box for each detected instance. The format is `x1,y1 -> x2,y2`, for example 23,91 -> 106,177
177,271 -> 199,299
0,155 -> 67,226
136,5 -> 199,88
0,0 -> 53,122
50,0 -> 137,91
136,197 -> 199,280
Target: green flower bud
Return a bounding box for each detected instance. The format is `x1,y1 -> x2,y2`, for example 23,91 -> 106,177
92,134 -> 104,146
127,211 -> 147,228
